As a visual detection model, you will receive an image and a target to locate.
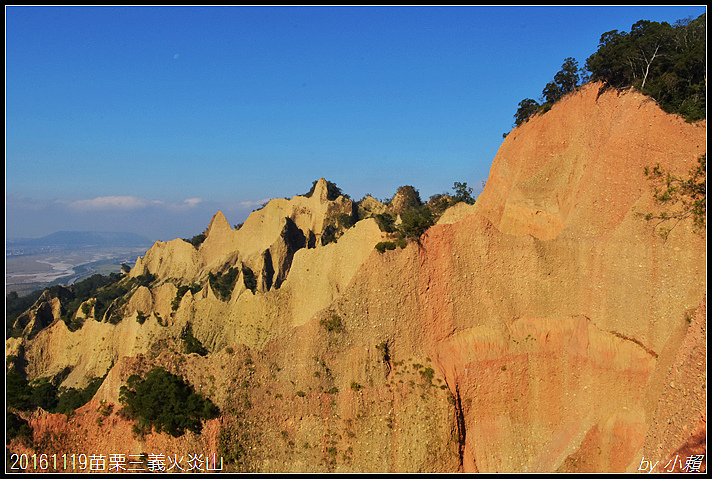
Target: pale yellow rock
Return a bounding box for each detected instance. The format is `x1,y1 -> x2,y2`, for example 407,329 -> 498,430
285,217 -> 384,328
131,238 -> 200,281
199,210 -> 240,271
436,201 -> 478,225
358,195 -> 388,217
7,85 -> 706,473
127,286 -> 153,315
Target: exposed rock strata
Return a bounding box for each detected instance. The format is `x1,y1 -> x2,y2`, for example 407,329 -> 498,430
7,83 -> 705,472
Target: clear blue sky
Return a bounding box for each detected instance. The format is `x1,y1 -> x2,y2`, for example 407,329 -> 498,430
6,6 -> 706,241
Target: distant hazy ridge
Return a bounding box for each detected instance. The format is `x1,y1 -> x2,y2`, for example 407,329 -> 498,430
8,231 -> 152,248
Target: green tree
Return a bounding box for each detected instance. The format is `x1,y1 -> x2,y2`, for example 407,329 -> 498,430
6,368 -> 34,410
586,29 -> 637,89
375,241 -> 397,253
208,267 -> 240,301
119,367 -> 218,437
639,154 -> 706,239
182,323 -> 208,356
586,14 -> 705,121
514,57 -> 582,128
54,375 -> 106,416
7,412 -> 33,445
319,312 -> 344,333
242,266 -> 257,293
452,182 -> 476,205
391,185 -> 423,213
30,377 -> 59,411
398,206 -> 435,242
304,179 -> 346,201
629,20 -> 672,90
542,81 -> 562,105
183,233 -> 206,248
553,57 -> 581,95
374,213 -> 396,233
540,57 -> 582,107
513,98 -> 541,127
6,289 -> 44,337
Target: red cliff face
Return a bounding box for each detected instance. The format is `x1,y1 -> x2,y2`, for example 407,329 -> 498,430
9,83 -> 705,473
320,82 -> 706,472
477,83 -> 705,241
409,83 -> 706,472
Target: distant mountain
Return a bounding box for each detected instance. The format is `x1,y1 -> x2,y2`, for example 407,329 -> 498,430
6,83 -> 707,473
9,231 -> 153,248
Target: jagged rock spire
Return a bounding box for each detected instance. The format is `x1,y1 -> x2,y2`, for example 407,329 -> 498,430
313,177 -> 329,203
205,210 -> 232,238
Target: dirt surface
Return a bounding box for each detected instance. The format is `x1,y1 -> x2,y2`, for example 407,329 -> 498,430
7,83 -> 705,473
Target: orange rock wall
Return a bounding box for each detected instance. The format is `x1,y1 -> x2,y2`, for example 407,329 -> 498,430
9,83 -> 705,473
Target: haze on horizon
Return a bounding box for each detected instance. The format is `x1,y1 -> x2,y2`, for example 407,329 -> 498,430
6,5 -> 706,242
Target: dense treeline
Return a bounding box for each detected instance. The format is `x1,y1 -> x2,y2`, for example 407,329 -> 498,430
513,14 -> 705,128
6,361 -> 107,444
587,15 -> 705,121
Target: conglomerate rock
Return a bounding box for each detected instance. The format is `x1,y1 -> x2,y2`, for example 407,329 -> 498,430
7,83 -> 705,473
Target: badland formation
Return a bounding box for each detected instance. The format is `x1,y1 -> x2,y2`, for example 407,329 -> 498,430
6,82 -> 706,472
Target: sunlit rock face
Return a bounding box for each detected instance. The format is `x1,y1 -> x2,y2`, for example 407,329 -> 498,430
8,83 -> 705,473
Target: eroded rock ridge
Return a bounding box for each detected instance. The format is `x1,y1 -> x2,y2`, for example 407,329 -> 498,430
6,83 -> 706,473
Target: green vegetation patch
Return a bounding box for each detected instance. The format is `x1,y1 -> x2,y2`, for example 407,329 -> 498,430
319,312 -> 344,333
93,272 -> 155,326
183,233 -> 206,249
171,283 -> 202,311
638,154 -> 706,239
242,266 -> 257,294
321,211 -> 357,246
512,14 -> 706,129
7,272 -> 136,336
374,212 -> 396,233
6,365 -> 106,417
218,417 -> 257,472
5,273 -> 156,337
119,367 -> 218,437
375,241 -> 397,253
181,323 -> 208,356
54,375 -> 107,416
303,179 -> 347,201
6,411 -> 33,445
398,206 -> 435,241
208,267 -> 240,301
6,290 -> 44,337
586,15 -> 706,122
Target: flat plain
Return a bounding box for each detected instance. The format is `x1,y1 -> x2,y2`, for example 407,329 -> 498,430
6,245 -> 151,296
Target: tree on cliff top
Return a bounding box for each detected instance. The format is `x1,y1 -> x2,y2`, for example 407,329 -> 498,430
586,14 -> 706,121
512,14 -> 705,129
513,98 -> 542,128
513,58 -> 583,128
452,181 -> 476,205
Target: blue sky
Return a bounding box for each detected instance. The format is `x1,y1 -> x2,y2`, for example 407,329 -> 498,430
6,5 -> 706,241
